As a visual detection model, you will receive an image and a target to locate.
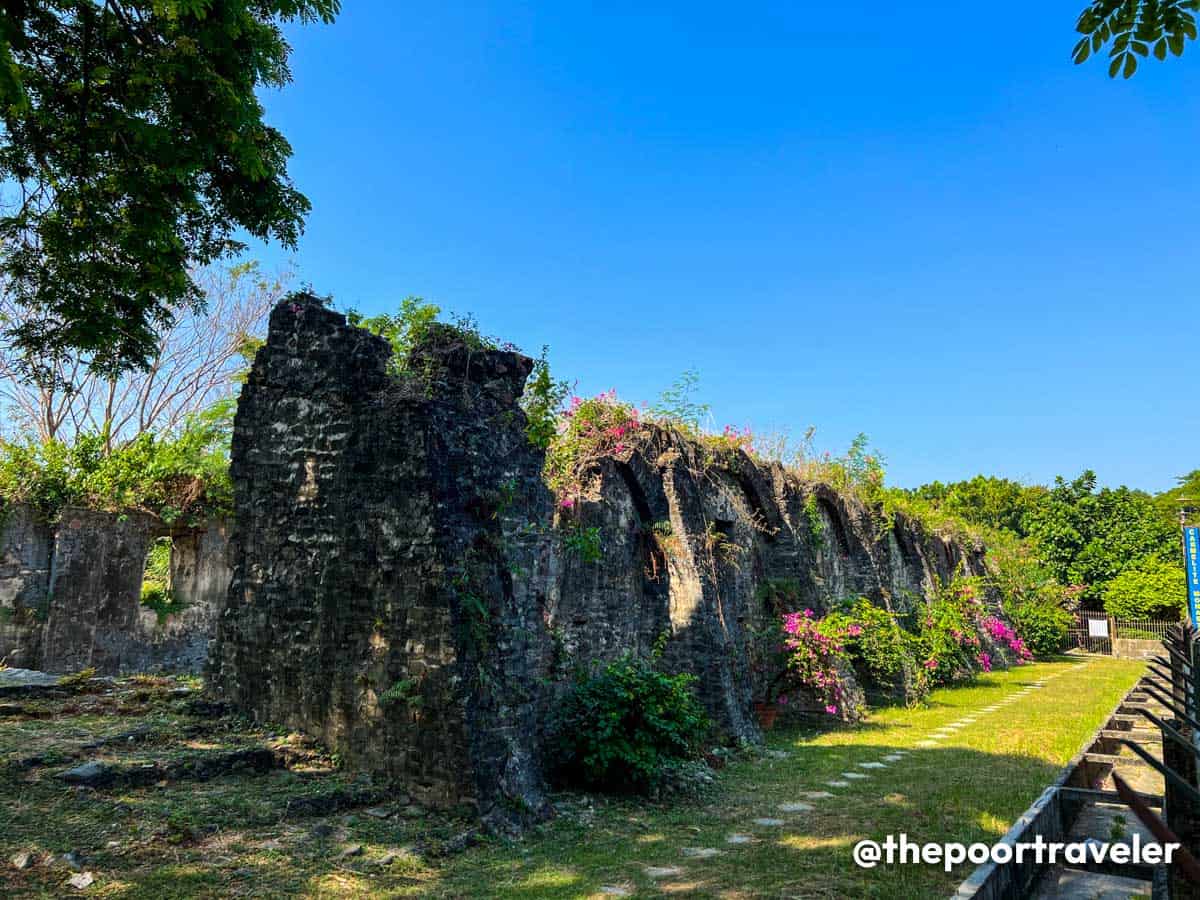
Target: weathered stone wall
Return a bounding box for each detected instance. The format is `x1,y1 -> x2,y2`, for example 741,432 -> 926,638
549,433 -> 992,735
0,504 -> 229,674
211,295 -> 1000,831
209,300 -> 555,828
0,504 -> 53,669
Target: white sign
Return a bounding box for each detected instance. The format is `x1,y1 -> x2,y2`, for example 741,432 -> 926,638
1087,618 -> 1109,638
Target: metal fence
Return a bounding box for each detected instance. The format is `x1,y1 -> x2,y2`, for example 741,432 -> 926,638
1066,613 -> 1179,654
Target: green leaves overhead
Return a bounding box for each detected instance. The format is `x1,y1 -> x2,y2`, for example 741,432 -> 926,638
0,1 -> 339,377
1074,0 -> 1198,77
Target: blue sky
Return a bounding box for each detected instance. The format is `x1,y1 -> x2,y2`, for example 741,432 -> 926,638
249,2 -> 1199,492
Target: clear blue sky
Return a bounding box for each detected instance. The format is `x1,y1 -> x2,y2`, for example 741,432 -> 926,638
249,1 -> 1199,493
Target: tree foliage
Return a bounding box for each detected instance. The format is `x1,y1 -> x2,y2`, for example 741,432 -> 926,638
1104,556 -> 1187,620
1074,0 -> 1198,77
1156,469 -> 1200,526
0,0 -> 338,376
0,398 -> 234,522
910,475 -> 1043,537
1023,470 -> 1177,604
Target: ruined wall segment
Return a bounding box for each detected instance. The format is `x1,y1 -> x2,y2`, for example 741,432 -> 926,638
209,297 -> 556,830
0,504 -> 53,668
212,295 -> 1001,829
0,505 -> 229,674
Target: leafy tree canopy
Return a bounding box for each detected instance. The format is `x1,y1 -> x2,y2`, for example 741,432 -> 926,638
1023,470 -> 1177,603
1156,469 -> 1200,526
909,475 -> 1044,538
0,1 -> 338,377
1074,0 -> 1198,77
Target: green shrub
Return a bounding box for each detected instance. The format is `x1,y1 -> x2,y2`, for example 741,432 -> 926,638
1007,600 -> 1072,656
521,347 -> 569,449
0,402 -> 233,523
826,599 -> 923,703
549,654 -> 709,793
1104,557 -> 1186,621
347,297 -> 440,374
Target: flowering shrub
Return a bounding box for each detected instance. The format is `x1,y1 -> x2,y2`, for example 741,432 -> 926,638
1007,600 -> 1072,656
700,424 -> 757,464
983,615 -> 1033,662
543,391 -> 646,501
750,607 -> 858,717
753,575 -> 1036,720
777,614 -> 854,720
825,598 -> 925,704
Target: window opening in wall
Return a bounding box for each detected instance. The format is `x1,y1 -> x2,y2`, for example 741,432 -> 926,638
140,536 -> 183,620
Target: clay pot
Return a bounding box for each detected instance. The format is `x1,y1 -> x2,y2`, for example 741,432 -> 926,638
753,701 -> 778,730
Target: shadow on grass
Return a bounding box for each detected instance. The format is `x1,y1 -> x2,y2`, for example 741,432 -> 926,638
415,742 -> 1067,900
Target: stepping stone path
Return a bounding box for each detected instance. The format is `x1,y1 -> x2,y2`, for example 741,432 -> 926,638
645,866 -> 683,879
599,889 -> 630,897
626,665 -> 1090,891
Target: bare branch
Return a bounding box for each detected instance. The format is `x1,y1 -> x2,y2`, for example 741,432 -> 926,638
0,262 -> 292,448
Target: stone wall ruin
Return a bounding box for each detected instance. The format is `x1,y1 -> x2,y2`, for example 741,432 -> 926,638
210,295 -> 1005,831
0,504 -> 230,674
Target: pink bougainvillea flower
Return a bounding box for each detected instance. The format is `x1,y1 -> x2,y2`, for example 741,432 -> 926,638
977,652 -> 992,672
847,624 -> 863,637
560,497 -> 575,510
923,657 -> 938,670
825,704 -> 838,715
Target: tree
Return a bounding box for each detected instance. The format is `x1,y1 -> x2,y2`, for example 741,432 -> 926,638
1156,469 -> 1200,526
1074,0 -> 1198,78
0,1 -> 338,377
0,261 -> 289,449
910,475 -> 1044,537
1024,470 -> 1178,604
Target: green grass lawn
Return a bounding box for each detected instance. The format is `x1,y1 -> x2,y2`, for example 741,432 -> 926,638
0,657 -> 1145,899
423,656 -> 1145,900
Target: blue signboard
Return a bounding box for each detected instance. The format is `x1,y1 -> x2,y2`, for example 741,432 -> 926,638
1186,526 -> 1200,627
